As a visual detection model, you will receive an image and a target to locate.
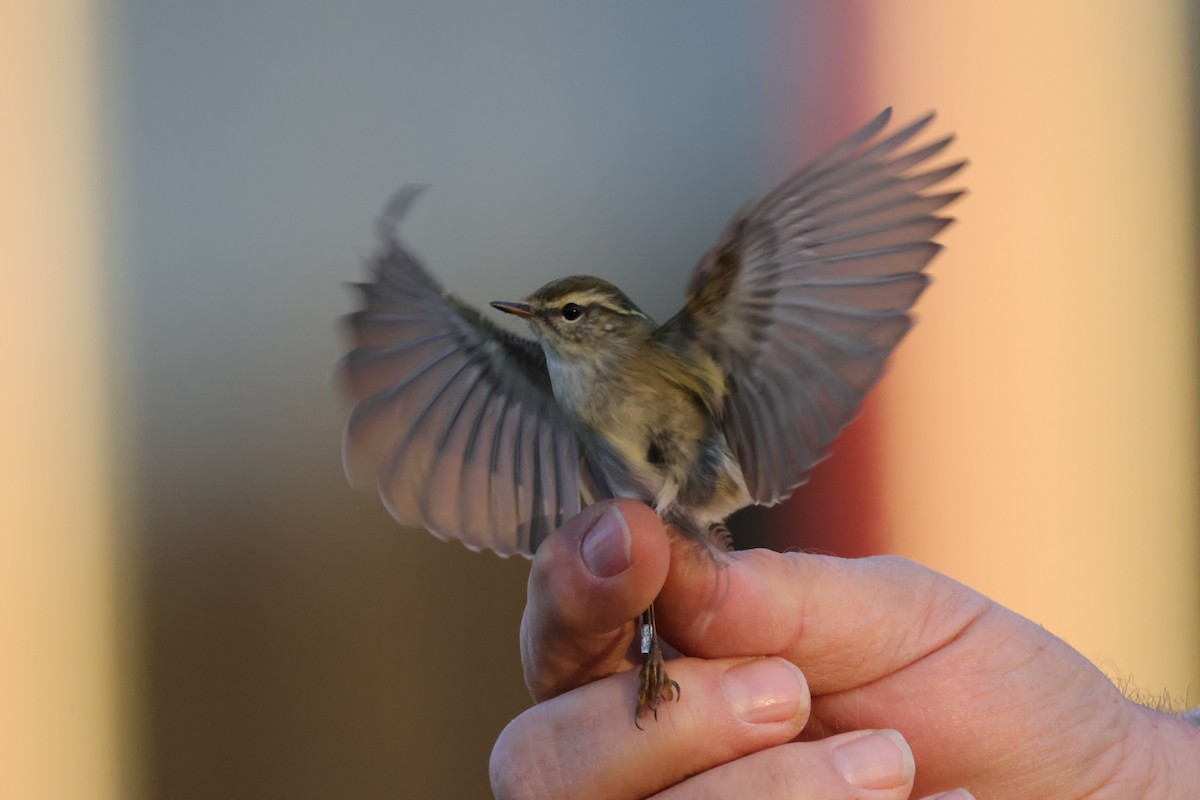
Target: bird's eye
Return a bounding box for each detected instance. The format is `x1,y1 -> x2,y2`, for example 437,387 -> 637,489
561,303 -> 583,321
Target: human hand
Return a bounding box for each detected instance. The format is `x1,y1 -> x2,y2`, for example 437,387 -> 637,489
492,500 -> 946,799
490,500 -> 1200,798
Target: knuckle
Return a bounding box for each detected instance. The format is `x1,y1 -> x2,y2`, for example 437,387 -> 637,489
757,754 -> 800,796
757,742 -> 826,797
862,553 -> 920,572
489,712 -> 555,800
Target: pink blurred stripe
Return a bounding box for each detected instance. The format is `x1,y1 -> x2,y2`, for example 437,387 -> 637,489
757,2 -> 885,557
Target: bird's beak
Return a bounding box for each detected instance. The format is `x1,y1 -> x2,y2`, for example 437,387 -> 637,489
490,300 -> 536,319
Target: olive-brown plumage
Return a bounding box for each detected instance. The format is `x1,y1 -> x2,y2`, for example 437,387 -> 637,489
490,277 -> 749,542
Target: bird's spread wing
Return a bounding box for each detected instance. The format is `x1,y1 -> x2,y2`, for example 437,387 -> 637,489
338,186 -> 617,557
663,108 -> 965,504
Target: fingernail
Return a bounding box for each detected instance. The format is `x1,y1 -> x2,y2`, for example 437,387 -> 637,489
832,729 -> 915,790
722,658 -> 807,724
580,505 -> 631,578
923,791 -> 977,800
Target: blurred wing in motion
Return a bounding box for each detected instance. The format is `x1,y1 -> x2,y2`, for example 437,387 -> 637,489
338,187 -> 617,557
664,108 -> 965,504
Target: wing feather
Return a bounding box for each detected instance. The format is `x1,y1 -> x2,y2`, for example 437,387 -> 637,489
665,110 -> 964,504
339,186 -> 615,557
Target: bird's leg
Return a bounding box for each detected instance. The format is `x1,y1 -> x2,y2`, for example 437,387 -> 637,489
635,603 -> 681,728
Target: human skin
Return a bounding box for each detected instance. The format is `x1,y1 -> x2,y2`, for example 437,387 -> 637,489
490,500 -> 1200,799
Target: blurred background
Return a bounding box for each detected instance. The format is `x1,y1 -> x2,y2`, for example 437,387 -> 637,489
4,1 -> 1198,797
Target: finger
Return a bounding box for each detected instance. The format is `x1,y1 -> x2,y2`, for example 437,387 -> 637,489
917,791 -> 977,800
657,544 -> 1019,794
491,656 -> 809,800
657,544 -> 992,695
521,499 -> 670,701
652,730 -> 916,800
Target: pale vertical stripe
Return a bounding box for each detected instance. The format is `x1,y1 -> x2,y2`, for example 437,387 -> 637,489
866,2 -> 1199,700
0,3 -> 127,798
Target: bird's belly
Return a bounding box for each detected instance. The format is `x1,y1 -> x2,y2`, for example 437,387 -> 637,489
601,410 -> 750,536
564,362 -> 749,535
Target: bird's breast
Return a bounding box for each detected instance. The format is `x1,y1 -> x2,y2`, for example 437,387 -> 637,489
544,347 -> 748,531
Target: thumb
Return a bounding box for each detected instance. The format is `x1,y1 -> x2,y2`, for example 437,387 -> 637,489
520,499 -> 669,702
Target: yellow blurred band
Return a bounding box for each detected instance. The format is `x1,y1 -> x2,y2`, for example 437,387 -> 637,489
0,2 -> 130,798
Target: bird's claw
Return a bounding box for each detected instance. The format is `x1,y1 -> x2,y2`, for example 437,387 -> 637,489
634,634 -> 681,729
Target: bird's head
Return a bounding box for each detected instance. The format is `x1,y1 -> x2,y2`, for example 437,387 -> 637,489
491,275 -> 653,357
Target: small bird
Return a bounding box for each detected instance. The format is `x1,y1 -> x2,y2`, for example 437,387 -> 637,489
339,108 -> 964,723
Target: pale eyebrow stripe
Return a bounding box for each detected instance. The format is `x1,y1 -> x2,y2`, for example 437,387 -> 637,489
547,289 -> 648,318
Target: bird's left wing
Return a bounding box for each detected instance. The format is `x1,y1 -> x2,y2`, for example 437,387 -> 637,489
661,109 -> 965,504
338,187 -> 617,557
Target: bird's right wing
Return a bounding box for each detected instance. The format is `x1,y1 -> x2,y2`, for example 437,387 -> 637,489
338,187 -> 619,557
